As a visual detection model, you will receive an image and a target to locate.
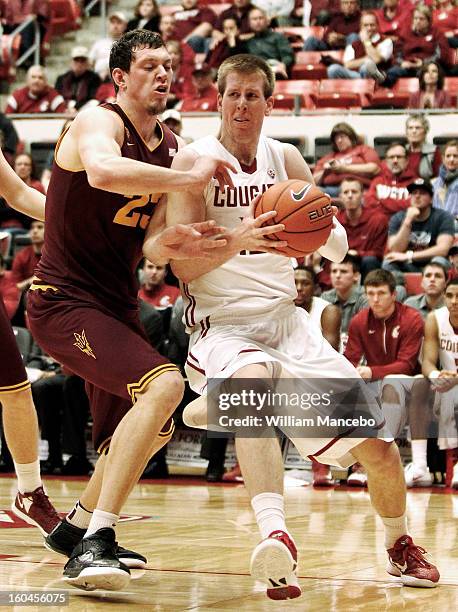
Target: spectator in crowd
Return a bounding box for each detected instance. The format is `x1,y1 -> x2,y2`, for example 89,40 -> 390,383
321,254 -> 368,345
253,0 -> 295,25
138,259 -> 181,311
365,142 -> 417,221
292,0 -> 341,27
126,0 -> 160,33
404,262 -> 447,319
0,0 -> 49,66
405,114 -> 442,180
0,154 -> 44,231
327,11 -> 393,81
161,109 -> 183,137
206,17 -> 248,70
89,12 -> 127,80
11,219 -> 44,292
245,7 -> 294,78
375,0 -> 412,42
383,178 -> 455,273
337,179 -> 388,278
344,269 -> 426,487
0,253 -> 19,319
383,4 -> 450,88
180,64 -> 218,112
55,46 -> 101,114
159,13 -> 177,42
433,140 -> 458,218
0,112 -> 19,166
14,153 -> 45,195
294,264 -> 341,487
433,0 -> 458,47
313,122 -> 381,197
448,245 -> 458,280
213,0 -> 255,39
408,61 -> 452,109
166,40 -> 195,107
173,0 -> 217,53
5,66 -> 66,114
303,0 -> 361,50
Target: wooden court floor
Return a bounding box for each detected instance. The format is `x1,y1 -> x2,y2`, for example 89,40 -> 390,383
0,475 -> 457,611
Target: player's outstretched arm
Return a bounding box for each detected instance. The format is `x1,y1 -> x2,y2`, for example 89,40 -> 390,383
73,107 -> 235,196
0,148 -> 45,221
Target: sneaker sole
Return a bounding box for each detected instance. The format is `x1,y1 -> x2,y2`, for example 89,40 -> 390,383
63,567 -> 131,591
266,572 -> 301,600
11,503 -> 49,537
387,564 -> 438,588
250,539 -> 297,588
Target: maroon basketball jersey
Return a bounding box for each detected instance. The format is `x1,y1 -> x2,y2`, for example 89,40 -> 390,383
36,103 -> 178,314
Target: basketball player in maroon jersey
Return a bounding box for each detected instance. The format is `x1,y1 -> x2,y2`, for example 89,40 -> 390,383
25,30 -> 234,592
0,149 -> 60,535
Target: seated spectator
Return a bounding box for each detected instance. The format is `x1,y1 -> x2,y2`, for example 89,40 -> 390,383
173,0 -> 217,54
433,140 -> 458,218
166,39 -> 195,107
126,0 -> 160,33
0,0 -> 49,66
89,12 -> 127,80
313,122 -> 381,197
375,0 -> 412,42
244,7 -> 294,78
292,0 -> 341,27
5,65 -> 66,114
253,0 -> 295,26
383,4 -> 450,88
344,268 -> 426,487
11,219 -> 44,292
206,17 -> 248,70
14,153 -> 45,195
0,111 -> 19,166
327,11 -> 393,81
138,259 -> 181,310
433,0 -> 458,47
408,60 -> 452,109
383,178 -> 454,273
180,64 -> 218,112
303,0 -> 361,50
2,153 -> 45,231
365,142 -> 417,220
405,114 -> 442,180
213,0 -> 255,40
159,13 -> 177,43
161,109 -> 183,137
448,245 -> 458,280
404,262 -> 447,319
0,253 -> 19,318
55,46 -> 101,114
337,179 -> 388,278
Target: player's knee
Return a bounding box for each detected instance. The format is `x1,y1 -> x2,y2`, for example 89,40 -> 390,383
381,384 -> 400,405
354,438 -> 399,470
148,370 -> 185,413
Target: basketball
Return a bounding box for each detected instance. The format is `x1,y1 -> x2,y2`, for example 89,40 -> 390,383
254,180 -> 333,257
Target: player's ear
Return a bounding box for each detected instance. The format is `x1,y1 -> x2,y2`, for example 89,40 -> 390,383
217,93 -> 223,113
112,68 -> 126,90
265,96 -> 274,116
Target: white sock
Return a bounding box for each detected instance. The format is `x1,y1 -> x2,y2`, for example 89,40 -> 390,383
381,403 -> 403,438
411,440 -> 428,471
251,492 -> 289,540
66,501 -> 92,530
381,513 -> 408,549
14,459 -> 41,494
85,509 -> 119,538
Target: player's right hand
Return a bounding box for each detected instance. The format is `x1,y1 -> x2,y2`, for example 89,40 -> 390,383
231,210 -> 288,254
156,221 -> 228,261
190,156 -> 236,192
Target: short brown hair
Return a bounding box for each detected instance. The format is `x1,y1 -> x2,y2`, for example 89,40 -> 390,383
364,269 -> 396,293
330,122 -> 359,151
444,139 -> 458,154
217,54 -> 275,99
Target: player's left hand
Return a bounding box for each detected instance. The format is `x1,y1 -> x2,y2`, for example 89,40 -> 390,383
156,221 -> 228,261
433,371 -> 458,393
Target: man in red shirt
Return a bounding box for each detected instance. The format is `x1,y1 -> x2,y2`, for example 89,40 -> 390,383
173,0 -> 217,53
0,253 -> 19,319
337,179 -> 388,279
375,0 -> 412,42
5,66 -> 66,114
11,220 -> 44,292
303,0 -> 361,50
180,64 -> 218,112
344,269 -> 426,486
138,259 -> 180,310
365,142 -> 418,221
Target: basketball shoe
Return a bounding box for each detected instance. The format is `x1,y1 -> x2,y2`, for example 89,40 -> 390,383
12,487 -> 60,536
45,519 -> 147,568
63,527 -> 131,591
387,535 -> 440,587
312,461 -> 335,487
404,463 -> 433,488
250,530 -> 301,600
347,463 -> 368,487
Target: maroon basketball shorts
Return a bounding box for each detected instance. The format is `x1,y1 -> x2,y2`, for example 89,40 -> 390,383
0,298 -> 30,395
27,284 -> 179,451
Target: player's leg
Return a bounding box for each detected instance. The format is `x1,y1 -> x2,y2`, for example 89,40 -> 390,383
351,438 -> 439,587
406,377 -> 434,487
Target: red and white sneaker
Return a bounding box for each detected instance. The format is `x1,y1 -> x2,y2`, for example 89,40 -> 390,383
250,530 -> 301,600
347,463 -> 368,487
312,460 -> 335,487
387,535 -> 440,588
12,487 -> 60,536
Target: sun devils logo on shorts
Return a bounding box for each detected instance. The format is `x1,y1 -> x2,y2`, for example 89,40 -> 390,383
291,183 -> 313,202
73,330 -> 96,359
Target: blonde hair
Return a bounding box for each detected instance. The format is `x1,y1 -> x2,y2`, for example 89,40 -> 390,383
217,54 -> 275,99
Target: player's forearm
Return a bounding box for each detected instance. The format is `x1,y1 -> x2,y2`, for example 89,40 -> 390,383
171,243 -> 241,283
317,219 -> 348,262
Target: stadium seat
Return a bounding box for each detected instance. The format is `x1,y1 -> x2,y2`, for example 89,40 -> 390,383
313,80 -> 361,109
403,272 -> 422,296
291,51 -> 344,80
394,78 -> 419,96
374,135 -> 407,159
371,77 -> 419,109
274,80 -> 319,110
314,136 -> 332,161
317,79 -> 374,107
433,134 -> 457,148
444,77 -> 458,106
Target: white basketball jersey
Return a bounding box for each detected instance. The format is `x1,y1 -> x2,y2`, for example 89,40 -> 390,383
434,306 -> 458,371
182,135 -> 296,330
309,296 -> 329,329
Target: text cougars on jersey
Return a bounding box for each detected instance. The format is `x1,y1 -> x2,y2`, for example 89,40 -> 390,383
213,184 -> 274,207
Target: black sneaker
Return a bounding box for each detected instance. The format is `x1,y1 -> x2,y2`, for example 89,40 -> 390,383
63,527 -> 131,591
46,519 -> 147,568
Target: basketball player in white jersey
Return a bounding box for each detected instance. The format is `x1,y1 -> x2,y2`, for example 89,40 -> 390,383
167,54 -> 439,597
422,278 -> 458,487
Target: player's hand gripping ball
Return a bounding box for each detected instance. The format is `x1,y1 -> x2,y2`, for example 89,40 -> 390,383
254,180 -> 333,257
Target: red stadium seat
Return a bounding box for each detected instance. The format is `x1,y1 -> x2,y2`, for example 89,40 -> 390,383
371,88 -> 409,109
291,51 -> 344,80
318,79 -> 375,107
444,77 -> 458,105
47,0 -> 81,39
394,78 -> 419,95
403,273 -> 423,296
274,80 -> 319,109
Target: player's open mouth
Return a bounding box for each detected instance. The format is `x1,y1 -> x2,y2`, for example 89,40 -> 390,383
234,118 -> 249,123
154,86 -> 168,94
